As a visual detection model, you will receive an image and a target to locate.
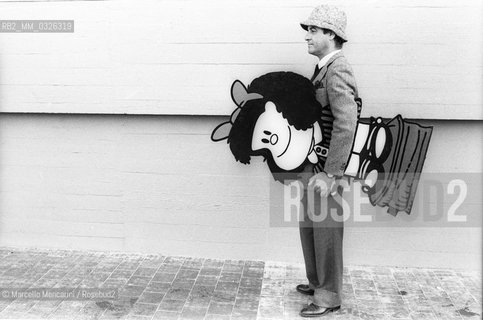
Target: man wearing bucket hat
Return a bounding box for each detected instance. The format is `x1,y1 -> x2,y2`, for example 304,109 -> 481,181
296,4 -> 360,317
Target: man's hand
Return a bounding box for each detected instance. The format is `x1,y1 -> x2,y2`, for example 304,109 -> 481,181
308,172 -> 348,197
331,176 -> 350,196
308,172 -> 335,197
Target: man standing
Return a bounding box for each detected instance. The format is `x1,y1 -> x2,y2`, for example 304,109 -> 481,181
296,5 -> 359,317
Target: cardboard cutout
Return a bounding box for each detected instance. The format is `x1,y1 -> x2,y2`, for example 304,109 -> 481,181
211,72 -> 432,215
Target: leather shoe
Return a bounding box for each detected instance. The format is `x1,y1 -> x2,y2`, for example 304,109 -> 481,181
299,303 -> 341,317
296,284 -> 314,296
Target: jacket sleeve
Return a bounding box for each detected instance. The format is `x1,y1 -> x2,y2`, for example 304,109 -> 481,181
324,60 -> 358,176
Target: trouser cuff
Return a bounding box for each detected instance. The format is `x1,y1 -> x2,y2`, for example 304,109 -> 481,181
313,288 -> 341,308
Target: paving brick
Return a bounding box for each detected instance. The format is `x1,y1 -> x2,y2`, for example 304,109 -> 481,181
243,267 -> 264,278
199,268 -> 222,277
43,269 -> 69,279
260,279 -> 284,297
0,300 -> 37,319
47,300 -> 86,320
180,306 -> 207,320
133,267 -> 158,278
172,279 -> 195,290
182,258 -> 205,270
205,314 -> 230,320
127,276 -> 151,287
94,265 -> 119,274
219,272 -> 241,283
86,272 -> 111,283
140,257 -> 165,269
207,301 -> 234,315
164,288 -> 191,301
117,262 -> 141,271
54,277 -> 83,288
118,285 -> 145,298
240,277 -> 263,288
158,299 -> 185,312
137,291 -> 164,304
190,285 -> 215,298
231,309 -> 258,320
194,275 -> 218,287
410,310 -> 438,319
211,290 -> 237,304
102,278 -> 127,288
124,315 -> 152,320
153,272 -> 177,283
98,298 -> 136,319
145,281 -> 171,294
222,261 -> 245,274
203,259 -> 225,269
237,286 -> 262,300
185,295 -> 211,309
163,257 -> 185,265
128,302 -> 158,317
214,281 -> 239,293
153,310 -> 180,319
79,279 -> 103,289
234,298 -> 259,311
75,300 -> 106,320
158,264 -> 182,274
23,300 -> 61,319
175,269 -> 199,280
258,303 -> 284,318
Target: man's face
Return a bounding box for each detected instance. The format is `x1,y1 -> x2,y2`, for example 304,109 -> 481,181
305,26 -> 331,59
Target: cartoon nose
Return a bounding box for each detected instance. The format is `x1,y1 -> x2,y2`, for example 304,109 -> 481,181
270,134 -> 278,145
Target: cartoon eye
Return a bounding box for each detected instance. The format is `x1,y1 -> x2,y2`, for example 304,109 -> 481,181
263,131 -> 271,135
262,138 -> 269,144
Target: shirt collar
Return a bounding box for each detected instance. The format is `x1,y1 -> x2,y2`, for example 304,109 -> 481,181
318,50 -> 341,69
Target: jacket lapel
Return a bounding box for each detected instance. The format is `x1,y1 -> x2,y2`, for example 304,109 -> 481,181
312,51 -> 344,83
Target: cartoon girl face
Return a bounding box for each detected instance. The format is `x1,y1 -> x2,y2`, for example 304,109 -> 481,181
251,102 -> 316,171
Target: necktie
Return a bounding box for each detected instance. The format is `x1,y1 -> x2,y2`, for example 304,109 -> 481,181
311,65 -> 321,82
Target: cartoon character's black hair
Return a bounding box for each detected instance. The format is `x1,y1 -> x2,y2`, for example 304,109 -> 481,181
228,72 -> 322,175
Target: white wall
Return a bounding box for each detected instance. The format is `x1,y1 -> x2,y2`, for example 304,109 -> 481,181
0,0 -> 481,270
0,0 -> 481,118
0,114 -> 480,270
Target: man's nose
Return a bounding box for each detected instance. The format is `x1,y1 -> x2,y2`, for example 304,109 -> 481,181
305,32 -> 311,41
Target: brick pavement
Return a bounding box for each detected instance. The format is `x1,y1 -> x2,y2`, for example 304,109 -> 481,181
0,248 -> 480,319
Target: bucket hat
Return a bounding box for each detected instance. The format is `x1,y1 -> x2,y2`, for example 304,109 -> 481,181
300,5 -> 348,42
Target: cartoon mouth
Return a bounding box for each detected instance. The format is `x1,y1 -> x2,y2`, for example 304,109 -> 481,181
277,126 -> 291,158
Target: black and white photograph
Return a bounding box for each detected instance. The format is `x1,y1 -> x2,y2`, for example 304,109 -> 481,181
0,0 -> 481,319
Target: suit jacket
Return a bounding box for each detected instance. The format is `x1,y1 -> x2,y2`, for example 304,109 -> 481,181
312,51 -> 359,177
